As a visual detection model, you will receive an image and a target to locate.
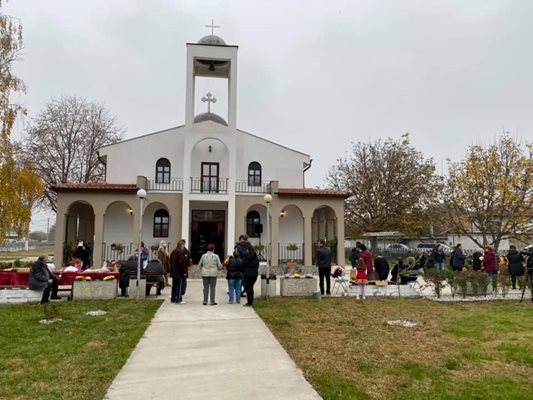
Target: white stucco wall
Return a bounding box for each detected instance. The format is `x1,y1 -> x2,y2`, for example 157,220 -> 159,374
278,205 -> 304,243
235,129 -> 310,188
99,126 -> 186,183
103,201 -> 134,245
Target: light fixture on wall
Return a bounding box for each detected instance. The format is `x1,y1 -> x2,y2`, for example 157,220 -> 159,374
208,145 -> 212,153
280,210 -> 287,218
128,207 -> 133,215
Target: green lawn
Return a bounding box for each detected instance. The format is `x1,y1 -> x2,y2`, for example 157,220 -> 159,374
254,298 -> 533,400
0,247 -> 54,263
0,300 -> 162,400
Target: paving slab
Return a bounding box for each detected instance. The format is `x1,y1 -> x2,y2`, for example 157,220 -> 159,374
105,279 -> 321,400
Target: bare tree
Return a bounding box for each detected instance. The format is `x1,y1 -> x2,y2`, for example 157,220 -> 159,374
326,134 -> 441,245
17,96 -> 124,211
444,134 -> 533,251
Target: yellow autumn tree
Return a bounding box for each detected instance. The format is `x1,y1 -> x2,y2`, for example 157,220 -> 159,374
0,5 -> 43,242
444,134 -> 533,251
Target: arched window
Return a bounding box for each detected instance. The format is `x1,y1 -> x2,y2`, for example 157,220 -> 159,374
246,210 -> 261,238
156,158 -> 171,183
153,209 -> 169,237
248,162 -> 261,186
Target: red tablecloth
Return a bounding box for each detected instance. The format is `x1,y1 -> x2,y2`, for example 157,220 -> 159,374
0,271 -> 119,286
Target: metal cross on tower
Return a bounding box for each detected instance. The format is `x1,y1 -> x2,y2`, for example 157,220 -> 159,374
205,19 -> 220,36
201,92 -> 217,113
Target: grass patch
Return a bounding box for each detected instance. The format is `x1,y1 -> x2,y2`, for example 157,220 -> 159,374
0,299 -> 162,399
254,298 -> 533,400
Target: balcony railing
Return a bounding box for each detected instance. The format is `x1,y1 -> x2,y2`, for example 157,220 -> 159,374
146,178 -> 183,192
190,178 -> 228,194
235,180 -> 270,193
144,177 -> 268,194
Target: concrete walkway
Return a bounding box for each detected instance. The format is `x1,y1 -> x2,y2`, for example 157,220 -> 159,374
105,279 -> 322,400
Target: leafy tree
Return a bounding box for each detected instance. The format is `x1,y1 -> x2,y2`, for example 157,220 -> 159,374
444,134 -> 533,251
326,134 -> 440,245
0,5 -> 43,243
16,96 -> 124,211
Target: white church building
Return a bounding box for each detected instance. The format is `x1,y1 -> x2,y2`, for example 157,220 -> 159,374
51,33 -> 346,269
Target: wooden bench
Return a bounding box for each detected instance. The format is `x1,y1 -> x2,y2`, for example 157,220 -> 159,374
123,271 -> 164,296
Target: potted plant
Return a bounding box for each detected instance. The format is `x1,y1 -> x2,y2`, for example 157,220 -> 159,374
110,243 -> 124,254
286,243 -> 299,271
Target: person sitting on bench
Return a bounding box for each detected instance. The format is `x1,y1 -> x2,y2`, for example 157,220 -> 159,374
144,258 -> 165,296
29,255 -> 61,303
118,256 -> 137,297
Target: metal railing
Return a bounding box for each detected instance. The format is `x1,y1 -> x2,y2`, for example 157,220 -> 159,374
146,178 -> 183,192
235,180 -> 270,193
101,242 -> 173,262
278,242 -> 304,264
101,243 -> 134,262
190,178 -> 228,194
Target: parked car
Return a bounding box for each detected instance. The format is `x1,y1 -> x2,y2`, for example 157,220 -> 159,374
385,243 -> 413,254
416,243 -> 436,253
416,243 -> 452,254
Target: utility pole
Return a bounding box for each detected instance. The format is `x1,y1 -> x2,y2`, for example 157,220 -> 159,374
46,218 -> 50,242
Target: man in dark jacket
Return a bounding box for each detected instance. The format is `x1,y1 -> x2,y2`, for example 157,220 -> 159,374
507,246 -> 524,289
73,241 -> 91,270
118,257 -> 137,297
451,244 -> 465,272
144,258 -> 165,296
169,239 -> 192,304
373,256 -> 390,281
316,239 -> 332,295
471,249 -> 483,271
29,256 -> 61,303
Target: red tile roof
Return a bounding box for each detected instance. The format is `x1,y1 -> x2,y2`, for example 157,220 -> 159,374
276,188 -> 348,198
50,183 -> 139,193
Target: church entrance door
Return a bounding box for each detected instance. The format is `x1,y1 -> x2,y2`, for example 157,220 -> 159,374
190,210 -> 225,263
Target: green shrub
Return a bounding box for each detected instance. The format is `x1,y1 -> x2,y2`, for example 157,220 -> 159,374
423,269 -> 450,298
496,267 -> 511,297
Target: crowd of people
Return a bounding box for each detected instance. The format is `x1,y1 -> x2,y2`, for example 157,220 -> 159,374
29,234 -> 532,304
344,241 -> 533,298
115,234 -> 261,306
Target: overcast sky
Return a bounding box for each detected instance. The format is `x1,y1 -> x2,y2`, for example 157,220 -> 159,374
4,0 -> 533,231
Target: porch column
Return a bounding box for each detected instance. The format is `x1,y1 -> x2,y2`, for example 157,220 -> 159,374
304,212 -> 313,266
271,212 -> 279,267
54,212 -> 66,268
132,201 -> 141,256
92,210 -> 105,268
336,215 -> 345,267
181,195 -> 190,245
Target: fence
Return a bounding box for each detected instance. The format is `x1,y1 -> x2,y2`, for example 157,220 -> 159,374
278,243 -> 304,264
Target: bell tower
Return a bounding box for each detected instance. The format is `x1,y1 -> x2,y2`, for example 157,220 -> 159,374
185,24 -> 238,130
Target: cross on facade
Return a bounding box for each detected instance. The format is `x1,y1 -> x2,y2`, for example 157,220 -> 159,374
201,92 -> 217,113
205,19 -> 220,36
